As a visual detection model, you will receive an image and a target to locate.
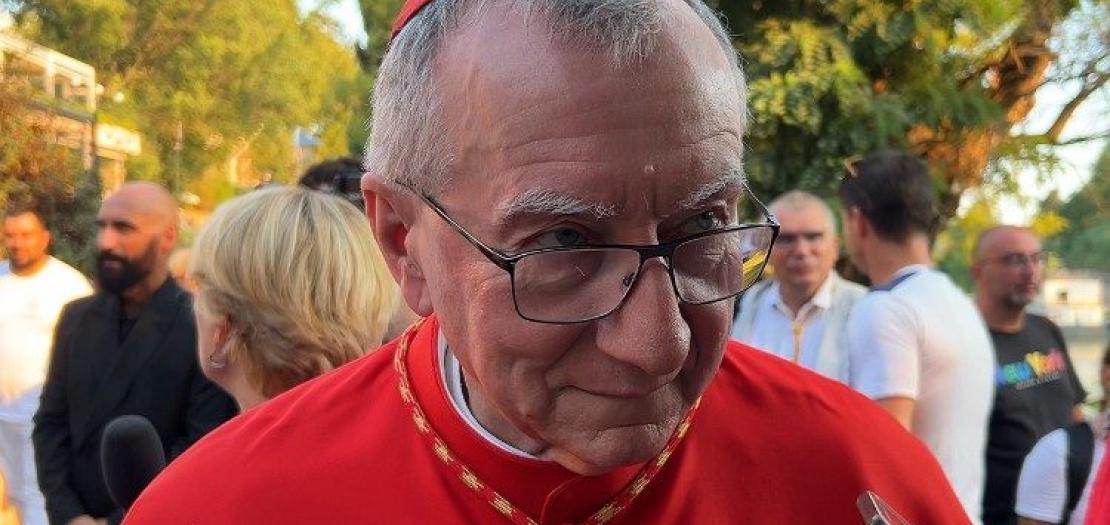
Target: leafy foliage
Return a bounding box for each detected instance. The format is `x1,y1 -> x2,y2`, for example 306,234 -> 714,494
713,0 -> 1105,282
0,78 -> 100,273
10,0 -> 367,203
936,197 -> 1000,289
357,0 -> 404,71
714,0 -> 1041,205
1043,144 -> 1110,271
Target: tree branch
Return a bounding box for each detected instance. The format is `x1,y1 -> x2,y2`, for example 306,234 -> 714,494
119,0 -> 219,86
1014,130 -> 1110,146
1054,131 -> 1110,146
1045,71 -> 1110,142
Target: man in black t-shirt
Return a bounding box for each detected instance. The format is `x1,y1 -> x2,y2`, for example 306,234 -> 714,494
973,226 -> 1086,525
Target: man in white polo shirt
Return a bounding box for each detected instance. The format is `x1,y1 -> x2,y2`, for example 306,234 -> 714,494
0,201 -> 92,525
839,150 -> 995,524
731,191 -> 864,381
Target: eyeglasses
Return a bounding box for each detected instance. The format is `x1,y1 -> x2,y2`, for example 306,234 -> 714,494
991,252 -> 1048,269
411,184 -> 779,324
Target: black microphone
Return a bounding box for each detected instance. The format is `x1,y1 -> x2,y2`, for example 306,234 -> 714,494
100,415 -> 167,510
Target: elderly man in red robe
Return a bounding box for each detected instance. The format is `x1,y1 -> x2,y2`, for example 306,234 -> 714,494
126,0 -> 971,523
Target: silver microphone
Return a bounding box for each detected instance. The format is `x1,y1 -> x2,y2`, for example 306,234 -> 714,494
857,490 -> 914,525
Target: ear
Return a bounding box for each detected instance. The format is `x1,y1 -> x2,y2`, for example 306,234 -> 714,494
846,207 -> 869,241
161,219 -> 179,254
214,316 -> 233,349
206,315 -> 235,369
362,176 -> 434,317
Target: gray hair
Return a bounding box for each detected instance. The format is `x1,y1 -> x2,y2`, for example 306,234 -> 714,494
768,191 -> 839,235
364,0 -> 747,196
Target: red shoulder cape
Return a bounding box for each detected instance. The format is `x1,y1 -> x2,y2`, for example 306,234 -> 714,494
126,315 -> 969,524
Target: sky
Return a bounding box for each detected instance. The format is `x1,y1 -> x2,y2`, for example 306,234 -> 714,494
311,0 -> 1108,223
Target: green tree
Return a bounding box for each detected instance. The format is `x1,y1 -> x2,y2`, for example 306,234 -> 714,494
357,0 -> 404,72
1043,144 -> 1110,270
353,0 -> 403,157
0,76 -> 100,273
936,197 -> 1000,290
713,0 -> 1108,220
10,0 -> 366,204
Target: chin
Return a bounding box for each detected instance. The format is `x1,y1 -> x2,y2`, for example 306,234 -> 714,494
552,419 -> 679,475
788,276 -> 819,290
1007,294 -> 1036,308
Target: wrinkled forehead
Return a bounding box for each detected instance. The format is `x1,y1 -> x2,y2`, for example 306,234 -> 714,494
436,2 -> 741,134
435,2 -> 745,218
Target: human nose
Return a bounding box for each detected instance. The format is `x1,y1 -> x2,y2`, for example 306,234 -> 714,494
97,227 -> 117,252
793,236 -> 816,254
1021,256 -> 1042,278
594,259 -> 689,377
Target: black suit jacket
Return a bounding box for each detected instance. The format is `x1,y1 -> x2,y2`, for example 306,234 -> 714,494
33,278 -> 237,525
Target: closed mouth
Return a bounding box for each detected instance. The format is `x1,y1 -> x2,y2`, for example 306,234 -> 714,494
574,383 -> 668,399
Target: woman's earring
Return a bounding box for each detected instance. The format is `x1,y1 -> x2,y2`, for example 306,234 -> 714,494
207,349 -> 228,369
207,333 -> 229,369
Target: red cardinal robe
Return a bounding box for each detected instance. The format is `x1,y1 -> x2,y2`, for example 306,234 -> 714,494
1086,455 -> 1110,524
124,315 -> 969,524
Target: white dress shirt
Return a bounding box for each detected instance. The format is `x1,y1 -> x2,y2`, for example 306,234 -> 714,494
744,275 -> 834,370
732,271 -> 865,382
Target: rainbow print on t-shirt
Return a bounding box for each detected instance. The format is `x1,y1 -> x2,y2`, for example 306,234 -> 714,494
996,348 -> 1069,390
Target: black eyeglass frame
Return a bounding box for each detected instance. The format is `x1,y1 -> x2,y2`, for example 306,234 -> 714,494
411,183 -> 780,324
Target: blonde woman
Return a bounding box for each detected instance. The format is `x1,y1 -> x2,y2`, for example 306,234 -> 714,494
188,187 -> 395,411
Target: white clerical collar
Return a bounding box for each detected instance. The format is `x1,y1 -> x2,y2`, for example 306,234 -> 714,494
437,332 -> 539,459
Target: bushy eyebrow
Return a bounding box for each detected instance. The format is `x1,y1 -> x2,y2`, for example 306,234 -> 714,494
675,170 -> 745,211
495,169 -> 746,226
496,188 -> 619,226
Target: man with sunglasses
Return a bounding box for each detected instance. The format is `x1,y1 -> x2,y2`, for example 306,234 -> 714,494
973,226 -> 1086,525
731,191 -> 865,381
125,1 -> 969,523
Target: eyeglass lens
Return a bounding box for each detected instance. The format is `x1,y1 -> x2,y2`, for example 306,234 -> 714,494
511,227 -> 774,323
1000,252 -> 1047,267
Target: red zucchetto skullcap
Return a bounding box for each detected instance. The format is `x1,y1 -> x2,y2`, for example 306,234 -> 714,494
390,0 -> 435,42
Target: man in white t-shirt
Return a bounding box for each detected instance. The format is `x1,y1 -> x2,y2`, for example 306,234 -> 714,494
0,202 -> 92,525
731,191 -> 865,381
839,150 -> 995,524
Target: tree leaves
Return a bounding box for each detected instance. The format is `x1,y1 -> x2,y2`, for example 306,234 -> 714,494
0,77 -> 99,272
714,0 -> 1098,225
12,0 -> 366,200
